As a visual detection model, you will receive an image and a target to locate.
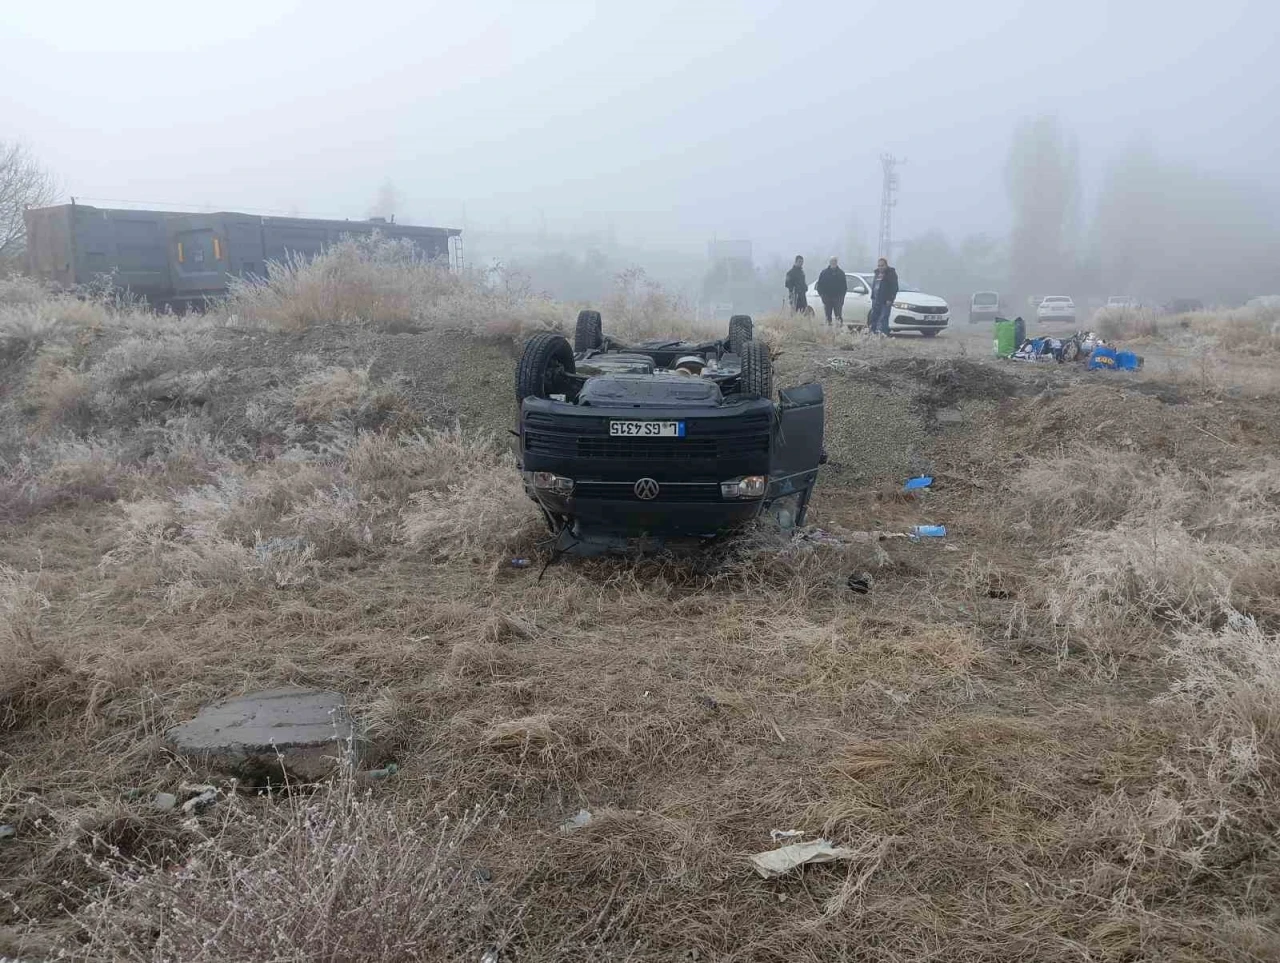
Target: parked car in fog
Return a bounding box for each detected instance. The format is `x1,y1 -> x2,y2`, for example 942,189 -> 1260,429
807,273 -> 951,336
1245,296 -> 1280,310
1037,295 -> 1076,323
969,291 -> 1001,323
1164,298 -> 1204,314
1107,296 -> 1137,309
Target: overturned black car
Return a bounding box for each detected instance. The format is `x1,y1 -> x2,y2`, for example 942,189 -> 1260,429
514,310 -> 826,552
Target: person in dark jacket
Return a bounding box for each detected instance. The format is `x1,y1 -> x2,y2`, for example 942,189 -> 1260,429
869,257 -> 899,335
785,256 -> 808,314
815,256 -> 848,325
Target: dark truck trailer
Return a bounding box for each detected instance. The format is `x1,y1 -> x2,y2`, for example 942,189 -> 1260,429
23,203 -> 461,306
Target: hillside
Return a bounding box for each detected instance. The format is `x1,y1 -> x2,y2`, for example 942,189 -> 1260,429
3,252 -> 1280,962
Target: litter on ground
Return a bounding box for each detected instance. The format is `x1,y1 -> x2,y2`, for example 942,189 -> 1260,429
559,809 -> 593,833
909,525 -> 946,539
847,572 -> 874,594
748,839 -> 861,878
904,476 -> 933,491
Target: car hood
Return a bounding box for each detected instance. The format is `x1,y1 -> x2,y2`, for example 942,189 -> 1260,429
897,292 -> 948,308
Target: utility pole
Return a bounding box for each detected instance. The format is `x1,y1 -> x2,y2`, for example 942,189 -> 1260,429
877,153 -> 903,260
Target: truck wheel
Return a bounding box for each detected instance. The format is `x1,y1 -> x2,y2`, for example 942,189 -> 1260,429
517,333 -> 575,402
739,340 -> 773,400
574,310 -> 603,352
728,314 -> 753,355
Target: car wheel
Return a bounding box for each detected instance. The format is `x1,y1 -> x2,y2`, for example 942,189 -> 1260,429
574,310 -> 603,352
728,314 -> 753,355
517,333 -> 576,402
739,340 -> 773,400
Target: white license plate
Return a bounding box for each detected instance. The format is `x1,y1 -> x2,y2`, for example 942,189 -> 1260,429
609,420 -> 685,438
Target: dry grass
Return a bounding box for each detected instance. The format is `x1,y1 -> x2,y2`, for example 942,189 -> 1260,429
3,258 -> 1280,961
219,234 -> 564,339
1095,303 -> 1280,357
54,773 -> 497,962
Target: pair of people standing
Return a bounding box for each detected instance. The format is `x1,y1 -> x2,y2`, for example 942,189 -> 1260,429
786,255 -> 848,323
784,255 -> 899,335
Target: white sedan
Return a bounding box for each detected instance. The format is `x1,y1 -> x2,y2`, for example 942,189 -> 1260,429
808,273 -> 950,336
1037,296 -> 1076,324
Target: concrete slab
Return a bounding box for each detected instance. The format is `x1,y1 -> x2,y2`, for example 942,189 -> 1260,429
165,687 -> 361,784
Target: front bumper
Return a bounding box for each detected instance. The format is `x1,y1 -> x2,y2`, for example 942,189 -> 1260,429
1038,312 -> 1076,323
890,308 -> 950,330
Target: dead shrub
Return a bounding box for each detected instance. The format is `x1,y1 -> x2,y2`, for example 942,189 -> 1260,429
1166,610 -> 1280,761
0,564 -> 68,731
0,441 -> 123,524
25,349 -> 93,432
1093,306 -> 1161,340
220,234 -> 561,340
1048,518 -> 1238,628
400,430 -> 535,560
1192,305 -> 1280,355
280,485 -> 379,558
61,777 -> 497,962
1009,449 -> 1197,537
293,365 -> 371,422
481,713 -> 568,752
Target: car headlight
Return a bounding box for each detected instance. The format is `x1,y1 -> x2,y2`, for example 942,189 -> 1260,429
529,471 -> 574,493
720,475 -> 767,499
893,300 -> 913,310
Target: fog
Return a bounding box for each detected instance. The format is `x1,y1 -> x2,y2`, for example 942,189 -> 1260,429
3,0 -> 1279,309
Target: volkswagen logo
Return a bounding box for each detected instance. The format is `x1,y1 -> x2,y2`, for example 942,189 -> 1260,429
634,478 -> 660,501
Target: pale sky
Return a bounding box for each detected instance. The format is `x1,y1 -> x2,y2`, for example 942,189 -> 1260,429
3,0 -> 1278,258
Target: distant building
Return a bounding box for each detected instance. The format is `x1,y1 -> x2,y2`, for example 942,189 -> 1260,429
23,202 -> 461,306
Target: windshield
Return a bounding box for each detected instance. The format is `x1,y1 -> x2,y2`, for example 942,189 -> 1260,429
1044,297 -> 1071,303
897,282 -> 918,292
973,293 -> 998,305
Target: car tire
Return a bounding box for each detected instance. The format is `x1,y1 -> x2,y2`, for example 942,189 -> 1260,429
728,314 -> 753,355
739,340 -> 773,400
517,333 -> 576,402
574,310 -> 603,352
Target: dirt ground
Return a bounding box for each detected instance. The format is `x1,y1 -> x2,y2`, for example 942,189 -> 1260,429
3,307 -> 1280,961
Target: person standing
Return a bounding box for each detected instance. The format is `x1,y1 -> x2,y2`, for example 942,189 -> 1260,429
785,255 -> 808,314
869,256 -> 899,335
815,256 -> 848,325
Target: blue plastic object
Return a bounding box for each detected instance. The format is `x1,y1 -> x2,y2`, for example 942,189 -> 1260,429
909,525 -> 947,539
1088,346 -> 1118,370
1115,350 -> 1142,370
904,476 -> 934,491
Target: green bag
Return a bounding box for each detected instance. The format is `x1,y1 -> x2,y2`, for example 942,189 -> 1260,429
994,319 -> 1016,357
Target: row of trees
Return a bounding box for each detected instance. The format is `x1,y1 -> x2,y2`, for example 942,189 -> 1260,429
879,116 -> 1280,311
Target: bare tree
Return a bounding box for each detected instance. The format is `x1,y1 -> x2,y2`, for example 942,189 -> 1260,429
367,180 -> 403,222
0,141 -> 58,270
1090,144 -> 1280,306
1005,115 -> 1079,300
